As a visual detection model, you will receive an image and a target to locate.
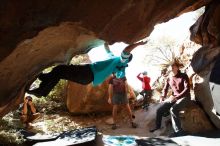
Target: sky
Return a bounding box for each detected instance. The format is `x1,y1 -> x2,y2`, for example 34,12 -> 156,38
88,8 -> 204,91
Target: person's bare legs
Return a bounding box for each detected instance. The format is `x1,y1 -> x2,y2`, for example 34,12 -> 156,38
125,103 -> 137,128
125,104 -> 133,121
20,115 -> 32,129
20,115 -> 28,124
112,105 -> 118,129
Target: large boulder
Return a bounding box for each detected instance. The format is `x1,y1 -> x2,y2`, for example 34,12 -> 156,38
66,80 -> 111,114
190,0 -> 220,128
180,101 -> 215,133
192,67 -> 220,129
66,78 -> 136,114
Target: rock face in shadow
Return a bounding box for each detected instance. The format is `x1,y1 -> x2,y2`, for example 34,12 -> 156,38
0,22 -> 102,117
180,101 -> 215,133
0,0 -> 208,61
190,0 -> 220,48
190,0 -> 220,128
0,0 -> 219,121
193,71 -> 220,129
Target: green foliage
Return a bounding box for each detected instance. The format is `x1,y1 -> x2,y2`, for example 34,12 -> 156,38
71,55 -> 90,65
0,130 -> 24,144
0,114 -> 25,144
47,79 -> 67,102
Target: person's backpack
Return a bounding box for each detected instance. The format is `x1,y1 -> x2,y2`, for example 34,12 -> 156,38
112,77 -> 126,93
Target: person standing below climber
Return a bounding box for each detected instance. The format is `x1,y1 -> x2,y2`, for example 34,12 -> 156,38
149,61 -> 191,137
137,71 -> 152,110
27,41 -> 147,97
108,73 -> 137,130
20,96 -> 40,129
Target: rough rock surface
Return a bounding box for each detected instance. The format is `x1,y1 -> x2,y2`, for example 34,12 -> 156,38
193,71 -> 220,128
190,0 -> 220,128
66,78 -> 136,114
180,101 -> 214,133
66,80 -> 112,114
0,0 -> 208,61
0,22 -> 102,117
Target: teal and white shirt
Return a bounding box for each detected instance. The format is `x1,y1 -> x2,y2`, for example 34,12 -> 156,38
90,50 -> 129,86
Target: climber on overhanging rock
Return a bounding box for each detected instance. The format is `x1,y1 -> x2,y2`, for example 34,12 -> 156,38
27,40 -> 148,97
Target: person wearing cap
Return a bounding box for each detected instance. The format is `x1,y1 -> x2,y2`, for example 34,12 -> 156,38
20,96 -> 40,129
27,41 -> 147,97
149,61 -> 191,137
137,71 -> 152,109
108,73 -> 137,130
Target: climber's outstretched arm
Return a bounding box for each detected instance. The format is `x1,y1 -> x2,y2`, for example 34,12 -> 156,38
104,42 -> 111,53
123,40 -> 148,53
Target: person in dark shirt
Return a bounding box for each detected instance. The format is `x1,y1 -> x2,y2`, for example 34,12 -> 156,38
108,74 -> 137,130
149,62 -> 191,136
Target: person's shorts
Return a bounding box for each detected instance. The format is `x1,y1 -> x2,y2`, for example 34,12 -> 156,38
112,93 -> 128,105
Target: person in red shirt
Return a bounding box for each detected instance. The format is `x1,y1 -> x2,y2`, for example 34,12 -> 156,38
137,71 -> 152,109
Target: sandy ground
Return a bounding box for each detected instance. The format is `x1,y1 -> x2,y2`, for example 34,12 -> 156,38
28,104 -> 172,146
21,103 -> 220,146
96,104 -> 171,137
